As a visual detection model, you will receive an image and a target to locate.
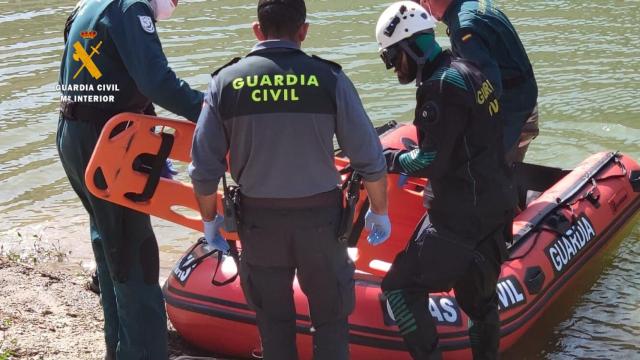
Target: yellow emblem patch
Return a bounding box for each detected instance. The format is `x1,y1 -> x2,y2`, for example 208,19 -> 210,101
462,34 -> 473,42
72,40 -> 103,80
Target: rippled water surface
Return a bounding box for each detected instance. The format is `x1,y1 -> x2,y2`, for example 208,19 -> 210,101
0,0 -> 638,358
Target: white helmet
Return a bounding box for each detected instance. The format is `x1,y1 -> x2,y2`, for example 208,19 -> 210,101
375,1 -> 437,51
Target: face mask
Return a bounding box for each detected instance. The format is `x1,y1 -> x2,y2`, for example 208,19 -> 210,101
150,0 -> 177,21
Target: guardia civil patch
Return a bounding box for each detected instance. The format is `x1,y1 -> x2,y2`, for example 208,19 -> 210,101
138,15 -> 155,34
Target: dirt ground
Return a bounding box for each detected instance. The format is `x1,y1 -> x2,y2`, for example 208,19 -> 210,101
0,257 -> 221,360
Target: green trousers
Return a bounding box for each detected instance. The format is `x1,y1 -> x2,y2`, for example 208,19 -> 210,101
56,116 -> 167,360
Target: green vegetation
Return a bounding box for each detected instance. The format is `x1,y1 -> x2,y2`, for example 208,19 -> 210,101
0,318 -> 17,360
0,229 -> 69,265
0,347 -> 15,360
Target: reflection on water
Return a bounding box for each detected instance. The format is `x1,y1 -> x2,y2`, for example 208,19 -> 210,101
0,0 -> 638,358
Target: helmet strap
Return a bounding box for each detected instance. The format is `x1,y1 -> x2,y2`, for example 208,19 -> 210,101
399,32 -> 442,86
398,40 -> 427,87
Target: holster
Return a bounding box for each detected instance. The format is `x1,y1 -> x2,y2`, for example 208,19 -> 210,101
337,171 -> 363,245
222,176 -> 240,232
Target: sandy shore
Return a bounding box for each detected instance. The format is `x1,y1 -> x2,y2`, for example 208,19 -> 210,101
0,257 -> 223,360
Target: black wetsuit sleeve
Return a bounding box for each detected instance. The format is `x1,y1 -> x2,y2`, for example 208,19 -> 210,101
409,91 -> 469,179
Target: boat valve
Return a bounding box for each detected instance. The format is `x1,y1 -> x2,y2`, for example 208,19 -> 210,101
630,170 -> 640,192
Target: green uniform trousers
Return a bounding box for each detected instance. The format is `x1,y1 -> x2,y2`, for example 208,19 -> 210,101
56,116 -> 167,360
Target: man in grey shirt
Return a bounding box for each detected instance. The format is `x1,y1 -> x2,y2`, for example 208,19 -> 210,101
188,0 -> 390,359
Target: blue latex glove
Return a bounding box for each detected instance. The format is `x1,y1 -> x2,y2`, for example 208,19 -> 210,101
203,215 -> 230,254
398,174 -> 409,188
364,210 -> 391,246
160,159 -> 178,179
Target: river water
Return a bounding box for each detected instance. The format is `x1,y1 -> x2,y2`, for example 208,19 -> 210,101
0,0 -> 638,358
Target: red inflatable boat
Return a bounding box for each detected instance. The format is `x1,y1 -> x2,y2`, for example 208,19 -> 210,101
85,114 -> 640,359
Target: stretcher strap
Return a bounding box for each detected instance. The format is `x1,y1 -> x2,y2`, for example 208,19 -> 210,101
125,132 -> 174,203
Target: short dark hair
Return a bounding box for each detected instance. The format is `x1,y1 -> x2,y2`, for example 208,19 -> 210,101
257,0 -> 306,38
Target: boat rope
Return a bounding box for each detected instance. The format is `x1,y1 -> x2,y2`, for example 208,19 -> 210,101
177,238 -> 240,287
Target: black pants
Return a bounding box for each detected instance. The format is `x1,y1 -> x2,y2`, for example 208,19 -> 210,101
238,190 -> 355,360
381,214 -> 509,360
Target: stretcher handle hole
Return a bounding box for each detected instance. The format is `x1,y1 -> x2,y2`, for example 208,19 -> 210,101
93,167 -> 108,191
169,205 -> 202,221
108,121 -> 133,139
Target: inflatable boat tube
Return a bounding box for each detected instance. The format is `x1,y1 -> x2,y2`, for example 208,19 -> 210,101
86,113 -> 640,359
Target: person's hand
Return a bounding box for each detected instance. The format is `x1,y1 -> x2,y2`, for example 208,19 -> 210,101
364,209 -> 391,245
203,215 -> 230,254
160,159 -> 178,179
384,149 -> 411,187
397,174 -> 409,188
384,148 -> 411,175
383,148 -> 399,173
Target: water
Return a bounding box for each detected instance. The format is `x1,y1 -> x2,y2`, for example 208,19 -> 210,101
0,0 -> 638,358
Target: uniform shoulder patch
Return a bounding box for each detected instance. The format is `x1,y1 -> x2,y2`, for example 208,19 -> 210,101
138,15 -> 155,34
311,55 -> 342,70
211,57 -> 242,77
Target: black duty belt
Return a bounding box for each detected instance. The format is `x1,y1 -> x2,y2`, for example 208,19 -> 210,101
60,101 -> 127,126
241,189 -> 341,209
502,66 -> 534,90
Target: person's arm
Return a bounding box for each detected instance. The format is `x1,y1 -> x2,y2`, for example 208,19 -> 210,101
386,95 -> 467,179
194,194 -> 218,222
188,77 -> 231,253
109,2 -> 204,121
188,78 -> 228,220
334,71 -> 388,206
386,147 -> 437,175
416,101 -> 467,178
364,176 -> 388,215
452,29 -> 503,98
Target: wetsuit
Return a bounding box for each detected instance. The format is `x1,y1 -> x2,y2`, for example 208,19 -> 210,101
382,50 -> 515,359
443,0 -> 538,163
189,40 -> 386,360
57,1 -> 202,358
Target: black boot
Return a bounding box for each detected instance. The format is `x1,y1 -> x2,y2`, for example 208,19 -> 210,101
468,319 -> 500,360
88,269 -> 100,295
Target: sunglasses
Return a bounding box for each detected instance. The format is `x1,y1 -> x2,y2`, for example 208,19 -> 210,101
380,45 -> 400,70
